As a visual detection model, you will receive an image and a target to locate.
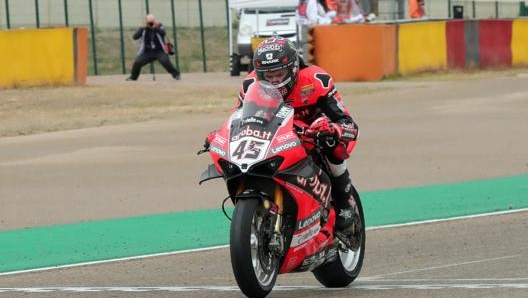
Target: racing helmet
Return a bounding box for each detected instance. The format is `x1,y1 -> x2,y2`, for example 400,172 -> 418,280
252,37 -> 299,97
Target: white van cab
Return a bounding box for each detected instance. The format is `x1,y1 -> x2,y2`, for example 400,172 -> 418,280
231,6 -> 299,76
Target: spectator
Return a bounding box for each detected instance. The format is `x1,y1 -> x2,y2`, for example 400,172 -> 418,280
297,0 -> 336,26
327,0 -> 376,23
409,0 -> 426,19
357,0 -> 377,21
126,14 -> 181,81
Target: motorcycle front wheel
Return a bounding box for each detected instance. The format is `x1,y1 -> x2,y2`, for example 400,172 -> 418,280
230,198 -> 279,298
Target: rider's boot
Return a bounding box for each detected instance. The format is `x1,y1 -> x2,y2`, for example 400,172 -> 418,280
331,170 -> 360,238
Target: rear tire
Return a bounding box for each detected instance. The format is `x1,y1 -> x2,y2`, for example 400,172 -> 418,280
312,186 -> 365,287
230,198 -> 278,298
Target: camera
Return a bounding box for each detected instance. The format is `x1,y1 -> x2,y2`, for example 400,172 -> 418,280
147,22 -> 154,27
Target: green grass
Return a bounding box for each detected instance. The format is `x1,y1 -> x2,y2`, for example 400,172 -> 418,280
88,26 -> 232,75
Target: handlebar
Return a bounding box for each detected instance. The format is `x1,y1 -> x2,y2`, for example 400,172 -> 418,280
293,124 -> 336,150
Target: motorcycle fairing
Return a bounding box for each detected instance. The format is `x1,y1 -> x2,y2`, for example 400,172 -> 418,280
273,176 -> 335,273
294,245 -> 338,272
210,104 -> 306,174
207,112 -> 238,174
275,158 -> 332,207
198,163 -> 223,185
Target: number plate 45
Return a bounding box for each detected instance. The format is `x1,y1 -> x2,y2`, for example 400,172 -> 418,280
230,137 -> 270,165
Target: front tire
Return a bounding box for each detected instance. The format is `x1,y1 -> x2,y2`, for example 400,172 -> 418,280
312,186 -> 365,287
230,198 -> 279,298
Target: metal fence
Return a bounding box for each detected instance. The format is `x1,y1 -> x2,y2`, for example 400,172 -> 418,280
0,0 -> 231,75
1,0 -> 525,75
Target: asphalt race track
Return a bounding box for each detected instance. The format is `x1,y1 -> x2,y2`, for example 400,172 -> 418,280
1,72 -> 527,298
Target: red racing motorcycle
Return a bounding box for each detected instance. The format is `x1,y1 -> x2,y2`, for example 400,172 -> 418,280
198,81 -> 365,298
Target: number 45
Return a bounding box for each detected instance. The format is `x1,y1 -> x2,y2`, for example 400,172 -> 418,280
232,139 -> 265,160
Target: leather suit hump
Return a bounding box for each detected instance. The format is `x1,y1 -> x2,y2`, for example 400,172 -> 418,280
239,65 -> 354,126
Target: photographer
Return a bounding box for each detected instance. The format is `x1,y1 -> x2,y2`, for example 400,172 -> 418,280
126,14 -> 181,81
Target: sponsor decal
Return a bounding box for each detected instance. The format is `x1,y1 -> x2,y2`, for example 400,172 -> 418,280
342,131 -> 355,139
297,209 -> 321,230
231,126 -> 272,141
301,250 -> 326,267
300,84 -> 314,96
270,140 -> 298,154
213,135 -> 227,146
293,241 -> 308,252
210,145 -> 226,157
266,18 -> 290,26
257,44 -> 283,55
261,58 -> 279,65
241,116 -> 264,126
296,169 -> 331,203
341,122 -> 355,129
275,106 -> 291,118
290,224 -> 320,247
276,131 -> 296,143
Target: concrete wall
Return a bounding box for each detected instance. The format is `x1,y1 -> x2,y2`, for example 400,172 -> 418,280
0,27 -> 88,88
309,19 -> 528,82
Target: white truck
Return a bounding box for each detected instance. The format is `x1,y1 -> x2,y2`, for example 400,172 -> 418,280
231,6 -> 300,76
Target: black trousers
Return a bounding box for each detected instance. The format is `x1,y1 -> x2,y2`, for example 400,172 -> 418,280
130,51 -> 180,80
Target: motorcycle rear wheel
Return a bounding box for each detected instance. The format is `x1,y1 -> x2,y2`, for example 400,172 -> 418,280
230,198 -> 279,298
312,186 -> 365,287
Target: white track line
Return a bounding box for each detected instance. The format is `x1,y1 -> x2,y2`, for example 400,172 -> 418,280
365,255 -> 522,279
2,282 -> 528,293
367,207 -> 528,230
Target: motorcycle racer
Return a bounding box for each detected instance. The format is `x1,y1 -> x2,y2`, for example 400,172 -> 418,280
206,36 -> 360,240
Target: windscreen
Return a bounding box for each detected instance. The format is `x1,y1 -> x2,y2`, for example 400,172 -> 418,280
228,81 -> 285,165
238,81 -> 283,130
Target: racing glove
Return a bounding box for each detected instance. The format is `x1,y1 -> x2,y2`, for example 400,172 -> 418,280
305,116 -> 342,148
305,116 -> 358,162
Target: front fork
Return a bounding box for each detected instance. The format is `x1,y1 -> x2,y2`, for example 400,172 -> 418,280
264,184 -> 284,255
235,183 -> 285,255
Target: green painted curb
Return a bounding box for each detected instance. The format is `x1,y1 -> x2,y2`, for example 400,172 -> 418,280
0,174 -> 527,273
362,174 -> 528,226
0,210 -> 231,273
